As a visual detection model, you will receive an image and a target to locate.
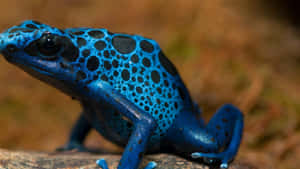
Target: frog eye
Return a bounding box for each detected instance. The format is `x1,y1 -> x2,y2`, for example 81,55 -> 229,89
37,32 -> 61,58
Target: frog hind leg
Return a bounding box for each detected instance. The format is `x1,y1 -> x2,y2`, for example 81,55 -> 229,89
192,104 -> 243,168
56,112 -> 92,152
166,104 -> 243,168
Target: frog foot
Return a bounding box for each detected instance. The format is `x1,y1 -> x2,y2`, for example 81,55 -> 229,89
96,159 -> 157,169
56,141 -> 89,152
191,152 -> 231,169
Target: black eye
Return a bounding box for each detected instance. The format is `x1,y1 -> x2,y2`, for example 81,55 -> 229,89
38,33 -> 61,57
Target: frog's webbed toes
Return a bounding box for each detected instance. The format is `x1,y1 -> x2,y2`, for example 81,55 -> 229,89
56,141 -> 89,152
191,152 -> 230,169
96,159 -> 156,169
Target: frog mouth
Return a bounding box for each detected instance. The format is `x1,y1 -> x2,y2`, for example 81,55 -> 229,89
29,64 -> 50,73
17,62 -> 53,76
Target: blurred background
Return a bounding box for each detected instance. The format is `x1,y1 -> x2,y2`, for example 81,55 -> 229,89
0,0 -> 299,169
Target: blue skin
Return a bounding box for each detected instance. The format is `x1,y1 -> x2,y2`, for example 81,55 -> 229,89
0,20 -> 243,169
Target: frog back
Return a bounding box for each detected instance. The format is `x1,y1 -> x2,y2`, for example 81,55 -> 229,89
65,28 -> 194,143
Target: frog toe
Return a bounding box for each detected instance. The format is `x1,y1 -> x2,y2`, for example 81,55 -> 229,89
192,152 -> 221,159
56,141 -> 89,152
96,159 -> 156,169
97,159 -> 109,169
220,162 -> 229,169
144,161 -> 157,169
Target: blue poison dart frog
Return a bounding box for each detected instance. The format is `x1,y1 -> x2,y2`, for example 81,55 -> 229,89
0,20 -> 243,169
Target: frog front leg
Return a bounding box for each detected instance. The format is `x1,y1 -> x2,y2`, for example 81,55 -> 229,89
57,112 -> 92,152
87,81 -> 157,169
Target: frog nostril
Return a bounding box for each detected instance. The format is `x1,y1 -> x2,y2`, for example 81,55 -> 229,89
1,45 -> 18,61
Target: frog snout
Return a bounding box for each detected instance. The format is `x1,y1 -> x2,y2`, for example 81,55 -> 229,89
0,34 -> 11,60
0,35 -> 10,59
0,33 -> 6,52
0,33 -> 23,61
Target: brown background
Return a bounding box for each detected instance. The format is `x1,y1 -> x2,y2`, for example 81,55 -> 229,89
0,1 -> 299,169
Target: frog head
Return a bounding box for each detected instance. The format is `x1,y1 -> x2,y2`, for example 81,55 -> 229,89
0,20 -> 92,96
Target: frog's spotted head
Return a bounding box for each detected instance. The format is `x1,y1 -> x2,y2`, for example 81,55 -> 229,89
0,20 -> 85,95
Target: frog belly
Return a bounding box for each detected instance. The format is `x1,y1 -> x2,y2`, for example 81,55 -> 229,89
86,106 -> 165,147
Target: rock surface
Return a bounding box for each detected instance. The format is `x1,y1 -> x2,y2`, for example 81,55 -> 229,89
0,149 -> 256,169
